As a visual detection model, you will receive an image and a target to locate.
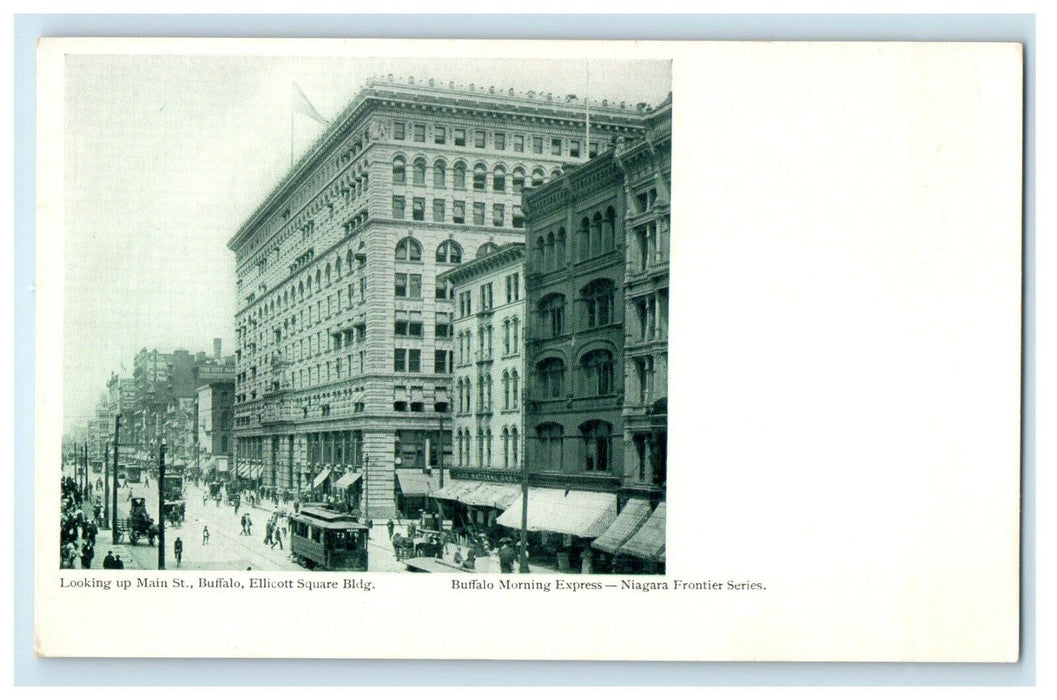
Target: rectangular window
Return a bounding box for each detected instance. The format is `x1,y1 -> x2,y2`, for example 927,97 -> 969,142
434,126 -> 446,144
408,274 -> 422,298
474,130 -> 486,148
360,277 -> 366,301
570,140 -> 581,158
452,200 -> 465,224
434,350 -> 449,374
459,291 -> 472,317
473,202 -> 485,226
512,205 -> 525,229
532,136 -> 543,154
408,349 -> 421,373
432,199 -> 445,222
513,134 -> 524,152
413,123 -> 426,142
480,282 -> 493,310
454,128 -> 466,146
395,273 -> 407,297
551,138 -> 562,156
494,132 -> 506,150
392,196 -> 405,219
412,197 -> 425,221
395,320 -> 408,336
394,349 -> 406,372
435,322 -> 451,338
589,141 -> 599,158
492,203 -> 504,227
393,122 -> 405,140
408,321 -> 423,337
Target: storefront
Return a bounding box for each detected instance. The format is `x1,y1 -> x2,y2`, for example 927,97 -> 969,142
496,488 -> 617,572
394,470 -> 446,519
613,501 -> 666,574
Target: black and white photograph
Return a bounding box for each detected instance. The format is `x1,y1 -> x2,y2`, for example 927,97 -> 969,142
34,37 -> 1023,663
57,53 -> 672,575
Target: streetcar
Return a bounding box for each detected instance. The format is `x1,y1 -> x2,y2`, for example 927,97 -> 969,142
125,465 -> 143,484
288,504 -> 369,571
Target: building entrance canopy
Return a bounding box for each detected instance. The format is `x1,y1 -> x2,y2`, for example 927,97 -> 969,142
497,488 -> 617,539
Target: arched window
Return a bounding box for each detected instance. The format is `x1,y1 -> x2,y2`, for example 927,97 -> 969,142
433,159 -> 446,188
436,239 -> 463,264
591,213 -> 603,257
477,429 -> 485,466
346,250 -> 354,269
395,236 -> 422,261
603,206 -> 616,251
581,279 -> 616,328
535,237 -> 546,271
335,256 -> 341,277
580,420 -> 613,471
453,161 -> 467,189
535,422 -> 563,470
511,370 -> 520,408
477,242 -> 499,258
485,375 -> 493,412
325,263 -> 332,286
539,294 -> 565,338
392,156 -> 406,184
555,228 -> 566,268
485,428 -> 492,465
551,167 -> 562,180
457,426 -> 464,465
473,162 -> 487,190
536,357 -> 566,398
502,427 -> 510,468
531,167 -> 545,188
580,349 -> 615,396
412,157 -> 427,186
511,427 -> 519,467
502,370 -> 510,409
492,165 -> 506,192
512,167 -> 526,193
545,231 -> 555,271
315,269 -> 321,289
578,217 -> 591,261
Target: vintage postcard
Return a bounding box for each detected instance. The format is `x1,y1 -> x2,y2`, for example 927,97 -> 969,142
35,38 -> 1022,660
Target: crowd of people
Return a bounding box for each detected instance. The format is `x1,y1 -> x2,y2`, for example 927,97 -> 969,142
60,475 -> 100,569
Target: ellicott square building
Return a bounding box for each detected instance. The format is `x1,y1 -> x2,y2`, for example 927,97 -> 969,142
227,75 -> 647,518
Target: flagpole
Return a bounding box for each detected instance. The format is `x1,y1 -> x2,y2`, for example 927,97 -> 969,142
585,60 -> 591,161
290,86 -> 295,168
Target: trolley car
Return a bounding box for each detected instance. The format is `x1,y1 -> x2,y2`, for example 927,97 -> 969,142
289,504 -> 369,571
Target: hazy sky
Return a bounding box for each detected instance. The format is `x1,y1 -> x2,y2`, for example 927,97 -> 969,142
62,53 -> 672,429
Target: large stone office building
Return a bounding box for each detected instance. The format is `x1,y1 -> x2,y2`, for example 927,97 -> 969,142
227,75 -> 646,517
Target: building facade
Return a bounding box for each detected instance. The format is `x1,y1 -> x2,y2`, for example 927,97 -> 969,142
436,243 -> 526,529
227,75 -> 647,517
517,94 -> 671,572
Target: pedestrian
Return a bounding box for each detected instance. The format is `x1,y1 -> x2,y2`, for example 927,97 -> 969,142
102,550 -> 115,569
498,539 -> 516,573
271,527 -> 283,550
173,537 -> 183,567
245,513 -> 253,536
264,521 -> 273,546
386,519 -> 395,541
240,513 -> 248,535
80,541 -> 94,569
114,555 -> 124,569
202,525 -> 210,545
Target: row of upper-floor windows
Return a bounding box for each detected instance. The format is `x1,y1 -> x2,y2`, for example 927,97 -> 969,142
392,195 -> 524,228
532,420 -> 614,473
531,207 -> 620,273
456,272 -> 519,317
455,426 -> 521,469
392,156 -> 559,194
392,121 -> 598,159
533,279 -> 618,339
532,349 -> 616,400
455,370 -> 521,414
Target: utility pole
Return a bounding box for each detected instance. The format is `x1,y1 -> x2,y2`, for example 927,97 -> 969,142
112,415 -> 120,541
82,442 -> 88,500
158,441 -> 166,570
519,438 -> 529,573
103,442 -> 110,527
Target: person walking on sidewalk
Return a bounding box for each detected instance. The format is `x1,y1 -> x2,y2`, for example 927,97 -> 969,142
386,519 -> 395,541
271,526 -> 283,550
173,537 -> 183,568
202,525 -> 210,545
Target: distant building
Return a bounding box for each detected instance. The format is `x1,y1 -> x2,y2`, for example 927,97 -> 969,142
226,75 -> 650,517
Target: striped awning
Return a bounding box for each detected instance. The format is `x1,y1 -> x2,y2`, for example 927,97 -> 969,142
617,502 -> 666,562
592,498 -> 652,554
432,479 -> 480,502
462,483 -> 522,509
312,468 -> 331,489
497,489 -> 617,539
332,471 -> 362,490
394,470 -> 444,497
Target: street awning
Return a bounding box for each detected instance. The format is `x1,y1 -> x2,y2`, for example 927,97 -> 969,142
462,483 -> 522,509
497,489 -> 617,538
332,471 -> 363,490
592,498 -> 652,553
617,501 -> 666,562
312,468 -> 331,489
394,470 -> 443,497
432,479 -> 480,502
